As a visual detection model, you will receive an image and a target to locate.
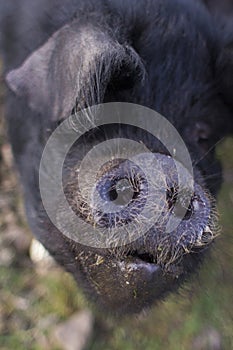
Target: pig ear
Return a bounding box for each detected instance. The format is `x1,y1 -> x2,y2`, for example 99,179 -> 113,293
6,35 -> 55,114
6,23 -> 144,120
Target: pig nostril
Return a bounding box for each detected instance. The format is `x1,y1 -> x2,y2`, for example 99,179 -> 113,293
173,200 -> 193,221
88,160 -> 149,228
166,187 -> 178,210
108,188 -> 118,201
101,177 -> 138,205
182,203 -> 193,220
166,187 -> 193,221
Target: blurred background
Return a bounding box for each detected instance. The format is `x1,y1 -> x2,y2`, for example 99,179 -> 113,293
0,58 -> 233,349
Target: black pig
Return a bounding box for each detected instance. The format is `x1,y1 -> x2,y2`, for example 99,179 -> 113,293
0,0 -> 232,314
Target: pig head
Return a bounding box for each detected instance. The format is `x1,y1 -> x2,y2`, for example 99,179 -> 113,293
1,0 -> 233,314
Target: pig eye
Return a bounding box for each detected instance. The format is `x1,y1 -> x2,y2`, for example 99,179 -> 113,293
195,122 -> 211,150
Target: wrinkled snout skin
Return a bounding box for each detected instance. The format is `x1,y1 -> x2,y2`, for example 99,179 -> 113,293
0,0 -> 233,314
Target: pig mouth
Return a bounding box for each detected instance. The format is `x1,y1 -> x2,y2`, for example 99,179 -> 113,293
115,213 -> 217,279
122,216 -> 217,272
